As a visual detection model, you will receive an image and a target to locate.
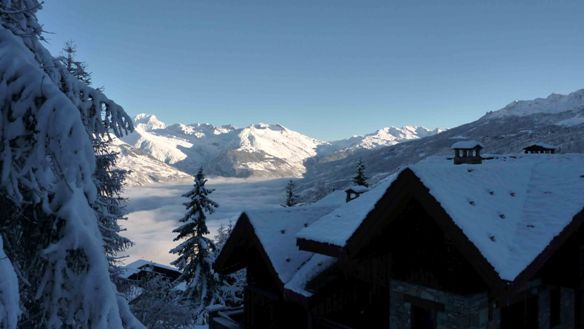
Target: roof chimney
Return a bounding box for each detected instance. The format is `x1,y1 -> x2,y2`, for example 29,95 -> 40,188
345,185 -> 369,202
451,140 -> 483,165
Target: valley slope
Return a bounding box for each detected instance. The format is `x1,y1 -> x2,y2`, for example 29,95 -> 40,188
299,89 -> 584,199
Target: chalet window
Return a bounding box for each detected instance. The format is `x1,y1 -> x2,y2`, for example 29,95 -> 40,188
411,304 -> 437,329
403,295 -> 442,329
550,288 -> 561,328
501,295 -> 538,329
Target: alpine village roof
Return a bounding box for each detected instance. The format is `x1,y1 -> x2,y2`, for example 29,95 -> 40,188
214,152 -> 584,301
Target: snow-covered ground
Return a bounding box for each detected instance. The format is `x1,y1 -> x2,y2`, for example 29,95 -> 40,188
122,177 -> 290,265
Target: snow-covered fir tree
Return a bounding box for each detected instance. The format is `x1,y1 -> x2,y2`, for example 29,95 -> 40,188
57,41 -> 133,275
128,276 -> 194,329
93,138 -> 133,275
170,167 -> 221,324
353,159 -> 369,187
58,41 -> 92,85
0,1 -> 141,328
283,180 -> 299,207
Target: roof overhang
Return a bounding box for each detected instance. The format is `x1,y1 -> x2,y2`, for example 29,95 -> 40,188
213,213 -> 285,291
321,168 -> 509,295
296,238 -> 344,257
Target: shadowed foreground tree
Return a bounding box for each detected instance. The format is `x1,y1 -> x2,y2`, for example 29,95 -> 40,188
0,1 -> 141,328
58,40 -> 133,276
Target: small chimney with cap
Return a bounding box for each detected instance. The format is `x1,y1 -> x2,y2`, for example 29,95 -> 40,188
345,185 -> 369,202
451,140 -> 483,165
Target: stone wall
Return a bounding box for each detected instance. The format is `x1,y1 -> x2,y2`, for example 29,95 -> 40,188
388,281 -> 577,329
389,280 -> 489,329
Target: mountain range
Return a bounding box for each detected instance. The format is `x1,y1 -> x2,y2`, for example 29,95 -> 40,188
113,89 -> 584,192
299,89 -> 584,199
113,115 -> 442,184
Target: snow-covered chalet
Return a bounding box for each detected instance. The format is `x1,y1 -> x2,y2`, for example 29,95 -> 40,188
213,149 -> 584,329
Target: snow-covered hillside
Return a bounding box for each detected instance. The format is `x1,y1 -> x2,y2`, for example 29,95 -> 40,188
483,89 -> 584,120
119,114 -> 441,180
326,126 -> 444,153
109,137 -> 191,185
121,117 -> 323,177
300,88 -> 584,200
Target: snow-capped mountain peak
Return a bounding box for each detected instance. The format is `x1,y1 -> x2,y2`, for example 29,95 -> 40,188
327,126 -> 444,152
483,89 -> 584,119
118,117 -> 442,182
134,113 -> 166,131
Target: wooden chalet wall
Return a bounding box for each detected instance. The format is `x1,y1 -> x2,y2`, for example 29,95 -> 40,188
215,170 -> 584,329
214,215 -> 311,329
307,198 -> 492,329
243,247 -> 309,328
535,222 -> 584,328
306,271 -> 390,328
300,196 -> 584,328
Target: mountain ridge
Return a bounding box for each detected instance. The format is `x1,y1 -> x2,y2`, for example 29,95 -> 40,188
117,115 -> 441,182
118,88 -> 584,187
299,88 -> 584,200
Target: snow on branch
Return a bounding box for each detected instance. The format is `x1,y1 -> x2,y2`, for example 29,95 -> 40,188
0,236 -> 19,329
0,22 -> 142,329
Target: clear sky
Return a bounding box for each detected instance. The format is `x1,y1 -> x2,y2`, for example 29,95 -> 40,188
38,1 -> 584,140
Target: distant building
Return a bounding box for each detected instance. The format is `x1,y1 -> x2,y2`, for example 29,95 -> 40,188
215,154 -> 584,329
120,259 -> 181,282
345,185 -> 369,202
451,140 -> 483,164
524,143 -> 558,154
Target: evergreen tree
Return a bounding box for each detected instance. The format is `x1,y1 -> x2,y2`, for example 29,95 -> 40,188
57,41 -> 133,274
58,41 -> 92,85
94,138 -> 133,274
170,168 -> 220,324
0,2 -> 141,328
128,276 -> 194,329
353,159 -> 369,187
283,180 -> 299,207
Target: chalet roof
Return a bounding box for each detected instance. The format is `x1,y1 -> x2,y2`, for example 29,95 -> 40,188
524,142 -> 558,149
451,140 -> 484,149
299,154 -> 584,282
346,185 -> 370,193
284,254 -> 336,297
412,154 -> 584,281
120,259 -> 180,279
245,205 -> 338,284
297,174 -> 398,248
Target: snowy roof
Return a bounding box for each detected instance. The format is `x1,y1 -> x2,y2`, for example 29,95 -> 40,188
120,259 -> 179,279
297,174 -> 398,247
299,154 -> 584,282
410,154 -> 584,281
245,205 -> 337,284
311,189 -> 348,207
284,254 -> 336,297
451,140 -> 484,149
346,185 -> 370,193
524,142 -> 558,149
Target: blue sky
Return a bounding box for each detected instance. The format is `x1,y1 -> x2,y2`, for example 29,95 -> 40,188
39,1 -> 584,140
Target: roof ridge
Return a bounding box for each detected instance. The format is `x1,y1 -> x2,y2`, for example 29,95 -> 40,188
504,161 -> 539,272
